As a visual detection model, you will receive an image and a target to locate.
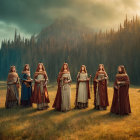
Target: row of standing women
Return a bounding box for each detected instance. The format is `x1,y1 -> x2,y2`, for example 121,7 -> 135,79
5,63 -> 131,115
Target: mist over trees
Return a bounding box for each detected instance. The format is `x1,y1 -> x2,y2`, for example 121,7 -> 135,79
0,16 -> 140,85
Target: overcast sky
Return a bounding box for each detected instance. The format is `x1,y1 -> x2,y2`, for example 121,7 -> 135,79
0,0 -> 140,45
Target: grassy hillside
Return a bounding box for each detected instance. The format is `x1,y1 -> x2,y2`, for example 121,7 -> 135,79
0,81 -> 140,140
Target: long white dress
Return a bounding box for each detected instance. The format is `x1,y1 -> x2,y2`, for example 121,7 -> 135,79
77,73 -> 88,103
61,73 -> 71,111
36,74 -> 48,109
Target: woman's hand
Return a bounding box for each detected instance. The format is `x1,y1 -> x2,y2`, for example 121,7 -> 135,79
35,79 -> 40,83
87,78 -> 90,81
64,80 -> 68,84
25,79 -> 32,82
101,77 -> 104,80
117,81 -> 121,85
114,85 -> 118,89
43,81 -> 47,86
95,79 -> 99,83
64,80 -> 71,84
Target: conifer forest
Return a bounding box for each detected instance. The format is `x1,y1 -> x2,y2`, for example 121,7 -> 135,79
0,16 -> 140,85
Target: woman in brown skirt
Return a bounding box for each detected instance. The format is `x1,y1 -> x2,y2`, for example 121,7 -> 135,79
93,64 -> 109,110
5,66 -> 20,108
111,65 -> 131,115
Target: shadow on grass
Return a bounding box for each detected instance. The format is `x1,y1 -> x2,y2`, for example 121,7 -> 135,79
0,105 -> 130,123
0,106 -> 132,140
0,106 -> 37,118
68,108 -> 129,120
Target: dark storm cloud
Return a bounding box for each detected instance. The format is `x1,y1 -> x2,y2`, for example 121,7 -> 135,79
0,0 -> 140,40
0,0 -> 69,33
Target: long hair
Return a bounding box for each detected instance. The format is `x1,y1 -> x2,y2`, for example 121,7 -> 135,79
8,66 -> 18,81
59,63 -> 70,73
34,63 -> 47,80
57,63 -> 70,83
36,63 -> 46,72
118,65 -> 127,74
9,65 -> 16,73
23,64 -> 30,71
97,64 -> 106,72
79,65 -> 87,73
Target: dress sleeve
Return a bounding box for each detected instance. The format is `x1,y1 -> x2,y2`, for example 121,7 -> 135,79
104,72 -> 108,79
7,74 -> 12,84
34,73 -> 37,80
86,73 -> 88,79
114,76 -> 118,87
120,75 -> 130,85
57,72 -> 61,84
21,74 -> 27,81
77,72 -> 80,81
125,75 -> 130,85
44,71 -> 49,81
69,73 -> 72,82
94,72 -> 98,82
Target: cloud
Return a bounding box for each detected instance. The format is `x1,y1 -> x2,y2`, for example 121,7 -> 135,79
0,0 -> 140,45
0,21 -> 31,45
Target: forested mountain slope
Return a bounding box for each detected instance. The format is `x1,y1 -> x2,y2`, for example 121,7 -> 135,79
0,16 -> 140,84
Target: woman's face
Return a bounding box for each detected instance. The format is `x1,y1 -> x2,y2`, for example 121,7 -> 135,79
25,65 -> 29,70
99,65 -> 103,70
118,66 -> 122,73
81,66 -> 85,71
64,64 -> 67,70
12,67 -> 15,72
39,64 -> 43,70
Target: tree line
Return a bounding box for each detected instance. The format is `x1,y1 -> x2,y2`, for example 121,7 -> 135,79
0,16 -> 140,85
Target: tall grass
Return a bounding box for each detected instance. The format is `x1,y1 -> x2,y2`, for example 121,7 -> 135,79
0,82 -> 140,140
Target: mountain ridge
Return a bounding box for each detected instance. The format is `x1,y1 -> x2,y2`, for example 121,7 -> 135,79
36,17 -> 94,44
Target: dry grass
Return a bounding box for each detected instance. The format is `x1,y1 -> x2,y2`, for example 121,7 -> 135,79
0,81 -> 140,140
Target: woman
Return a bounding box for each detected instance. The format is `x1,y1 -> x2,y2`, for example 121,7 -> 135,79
111,65 -> 131,115
93,64 -> 109,110
53,63 -> 72,112
21,64 -> 32,107
32,63 -> 50,110
5,66 -> 20,108
75,65 -> 91,109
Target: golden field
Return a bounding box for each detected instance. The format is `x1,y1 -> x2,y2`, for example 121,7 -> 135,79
0,81 -> 140,140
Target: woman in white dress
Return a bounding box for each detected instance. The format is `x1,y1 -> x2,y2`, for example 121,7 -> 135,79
53,63 -> 72,112
75,65 -> 91,109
